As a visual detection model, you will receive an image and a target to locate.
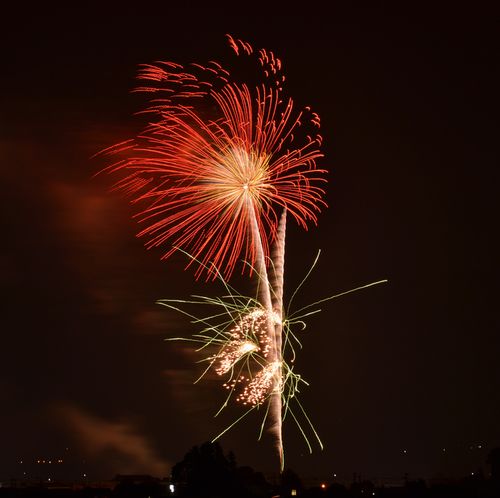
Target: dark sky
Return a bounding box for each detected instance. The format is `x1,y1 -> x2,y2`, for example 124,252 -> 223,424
1,2 -> 498,485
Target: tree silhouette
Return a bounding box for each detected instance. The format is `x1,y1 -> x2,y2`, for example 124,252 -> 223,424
171,442 -> 232,497
170,441 -> 270,498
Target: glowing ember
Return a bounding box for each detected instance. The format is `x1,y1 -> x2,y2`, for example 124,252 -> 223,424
212,307 -> 280,376
237,361 -> 282,406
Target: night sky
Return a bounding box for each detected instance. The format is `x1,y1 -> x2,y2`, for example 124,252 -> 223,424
1,2 -> 498,485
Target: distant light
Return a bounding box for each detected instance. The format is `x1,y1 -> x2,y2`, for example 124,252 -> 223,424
83,474 -> 87,478
478,445 -> 482,449
471,472 -> 475,476
333,473 -> 337,477
373,493 -> 376,496
442,448 -> 446,452
403,450 -> 407,454
47,478 -> 51,482
321,483 -> 326,489
291,490 -> 297,496
169,484 -> 175,493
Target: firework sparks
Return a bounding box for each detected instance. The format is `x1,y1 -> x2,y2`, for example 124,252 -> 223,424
158,253 -> 387,464
98,34 -> 326,280
215,340 -> 258,376
157,272 -> 322,454
157,248 -> 386,464
211,307 -> 279,375
237,361 -> 282,406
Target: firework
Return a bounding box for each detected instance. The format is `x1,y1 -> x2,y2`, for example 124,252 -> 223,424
212,308 -> 276,376
158,253 -> 387,459
157,266 -> 318,453
98,34 -> 326,281
237,361 -> 282,406
98,35 -> 385,470
98,35 -> 328,468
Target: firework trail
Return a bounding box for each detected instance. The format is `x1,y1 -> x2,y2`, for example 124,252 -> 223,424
98,35 -> 328,468
268,209 -> 287,465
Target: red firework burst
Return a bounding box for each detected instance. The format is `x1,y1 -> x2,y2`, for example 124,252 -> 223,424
99,35 -> 327,279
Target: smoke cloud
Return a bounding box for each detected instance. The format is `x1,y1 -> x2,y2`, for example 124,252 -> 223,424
57,404 -> 170,477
